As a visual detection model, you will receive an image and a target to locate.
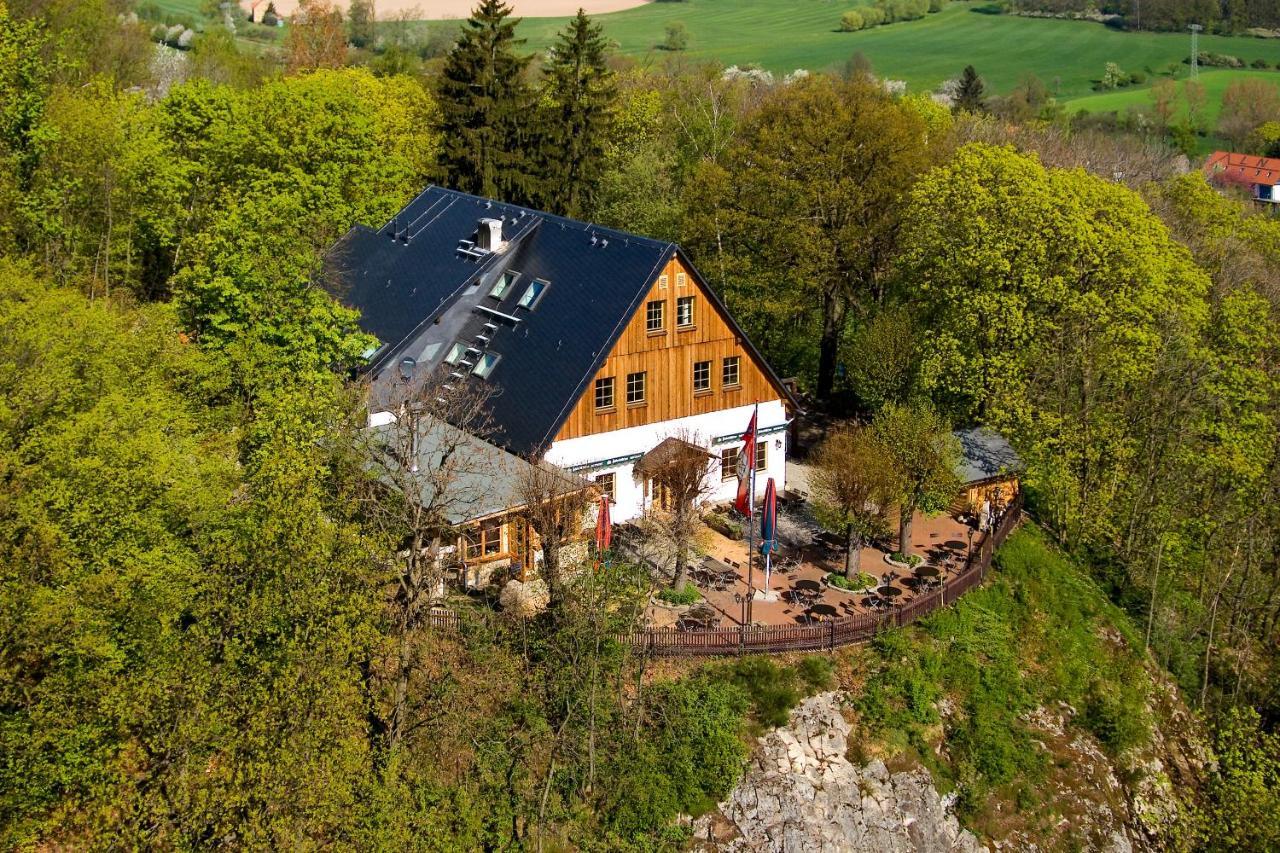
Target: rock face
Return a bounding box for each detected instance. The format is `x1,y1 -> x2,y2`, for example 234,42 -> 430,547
692,693 -> 986,853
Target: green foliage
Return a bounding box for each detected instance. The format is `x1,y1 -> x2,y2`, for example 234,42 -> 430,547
843,306 -> 921,413
852,525 -> 1158,827
1205,706 -> 1280,851
658,584 -> 702,605
538,10 -> 617,218
437,0 -> 539,205
603,677 -> 747,832
705,656 -> 833,729
872,401 -> 960,552
954,64 -> 987,112
827,571 -> 877,590
0,266 -> 381,846
662,20 -> 688,50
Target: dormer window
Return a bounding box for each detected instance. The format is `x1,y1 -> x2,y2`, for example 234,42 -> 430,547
490,271 -> 518,299
518,278 -> 548,309
472,352 -> 500,378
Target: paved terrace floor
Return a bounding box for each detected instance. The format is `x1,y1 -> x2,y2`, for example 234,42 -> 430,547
647,509 -> 981,629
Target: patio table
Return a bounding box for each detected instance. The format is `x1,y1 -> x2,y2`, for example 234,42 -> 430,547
807,603 -> 839,622
916,566 -> 940,580
877,586 -> 903,602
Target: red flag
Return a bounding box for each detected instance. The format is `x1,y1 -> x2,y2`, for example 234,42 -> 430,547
733,409 -> 758,515
595,494 -> 612,553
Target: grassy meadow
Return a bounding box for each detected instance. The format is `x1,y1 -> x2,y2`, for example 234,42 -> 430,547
497,1 -> 1280,100
1066,67 -> 1280,123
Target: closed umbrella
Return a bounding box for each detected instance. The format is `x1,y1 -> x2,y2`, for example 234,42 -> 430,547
759,477 -> 777,591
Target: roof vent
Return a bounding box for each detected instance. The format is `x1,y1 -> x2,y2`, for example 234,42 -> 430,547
476,218 -> 505,253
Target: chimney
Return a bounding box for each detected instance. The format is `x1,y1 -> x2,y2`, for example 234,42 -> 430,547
476,218 -> 505,253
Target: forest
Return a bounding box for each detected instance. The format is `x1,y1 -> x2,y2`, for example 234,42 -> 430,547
1,0 -> 1279,848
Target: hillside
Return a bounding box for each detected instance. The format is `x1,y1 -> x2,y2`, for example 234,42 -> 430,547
694,524 -> 1213,850
479,1 -> 1278,98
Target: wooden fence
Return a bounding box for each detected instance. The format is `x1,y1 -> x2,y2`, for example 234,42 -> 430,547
627,494 -> 1023,657
427,496 -> 1022,658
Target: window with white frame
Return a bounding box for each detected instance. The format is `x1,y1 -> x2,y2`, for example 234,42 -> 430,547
722,355 -> 741,388
626,371 -> 646,405
594,376 -> 615,410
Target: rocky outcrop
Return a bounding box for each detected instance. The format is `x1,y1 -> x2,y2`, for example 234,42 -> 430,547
692,693 -> 985,852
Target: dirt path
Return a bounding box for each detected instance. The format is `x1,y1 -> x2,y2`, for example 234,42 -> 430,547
244,0 -> 650,20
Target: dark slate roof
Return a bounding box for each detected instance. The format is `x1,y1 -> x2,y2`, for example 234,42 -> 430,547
953,427 -> 1023,485
325,186 -> 794,457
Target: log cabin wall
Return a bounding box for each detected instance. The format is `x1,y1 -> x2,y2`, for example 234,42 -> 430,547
554,255 -> 782,441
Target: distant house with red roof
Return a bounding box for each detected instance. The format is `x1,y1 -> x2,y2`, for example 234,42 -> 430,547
1204,151 -> 1280,203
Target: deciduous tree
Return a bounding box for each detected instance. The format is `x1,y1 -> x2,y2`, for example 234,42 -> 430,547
810,425 -> 900,578
872,402 -> 960,557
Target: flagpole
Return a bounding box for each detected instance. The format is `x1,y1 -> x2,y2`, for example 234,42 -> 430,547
746,403 -> 758,626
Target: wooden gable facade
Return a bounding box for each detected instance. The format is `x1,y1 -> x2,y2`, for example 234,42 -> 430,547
554,254 -> 785,441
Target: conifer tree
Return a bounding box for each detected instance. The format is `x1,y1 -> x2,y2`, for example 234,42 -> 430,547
953,64 -> 987,113
436,0 -> 538,204
539,10 -> 616,218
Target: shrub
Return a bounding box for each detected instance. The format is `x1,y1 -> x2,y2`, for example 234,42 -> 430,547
706,656 -> 834,729
1129,71 -> 1146,84
601,677 -> 749,835
704,510 -> 743,540
928,0 -> 947,10
827,571 -> 877,590
662,21 -> 688,51
658,584 -> 702,605
1252,57 -> 1271,69
889,551 -> 922,567
1100,62 -> 1129,90
861,6 -> 887,26
796,656 -> 835,691
840,9 -> 866,30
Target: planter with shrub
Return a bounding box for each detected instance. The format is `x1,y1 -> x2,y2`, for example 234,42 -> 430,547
825,571 -> 878,591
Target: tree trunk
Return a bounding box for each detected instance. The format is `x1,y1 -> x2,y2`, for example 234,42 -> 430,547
844,525 -> 862,580
672,523 -> 689,591
816,287 -> 846,402
898,501 -> 915,557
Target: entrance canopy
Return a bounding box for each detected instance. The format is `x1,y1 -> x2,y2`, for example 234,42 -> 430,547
634,436 -> 715,479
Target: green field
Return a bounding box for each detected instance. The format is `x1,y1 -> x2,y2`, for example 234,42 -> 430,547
493,0 -> 1280,100
1066,67 -> 1280,122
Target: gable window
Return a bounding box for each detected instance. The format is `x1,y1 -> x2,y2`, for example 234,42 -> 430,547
722,356 -> 741,388
626,371 -> 646,405
490,271 -> 518,299
659,274 -> 669,289
676,296 -> 695,328
720,447 -> 739,481
594,472 -> 615,502
594,376 -> 615,410
646,300 -> 665,332
472,352 -> 500,378
676,272 -> 688,288
693,360 -> 711,393
518,278 -> 548,309
755,440 -> 767,472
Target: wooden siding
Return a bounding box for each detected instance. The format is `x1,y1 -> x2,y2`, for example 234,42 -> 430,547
554,255 -> 783,441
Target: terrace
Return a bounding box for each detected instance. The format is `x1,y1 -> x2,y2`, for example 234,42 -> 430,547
645,506 -> 979,630
626,486 -> 1023,656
